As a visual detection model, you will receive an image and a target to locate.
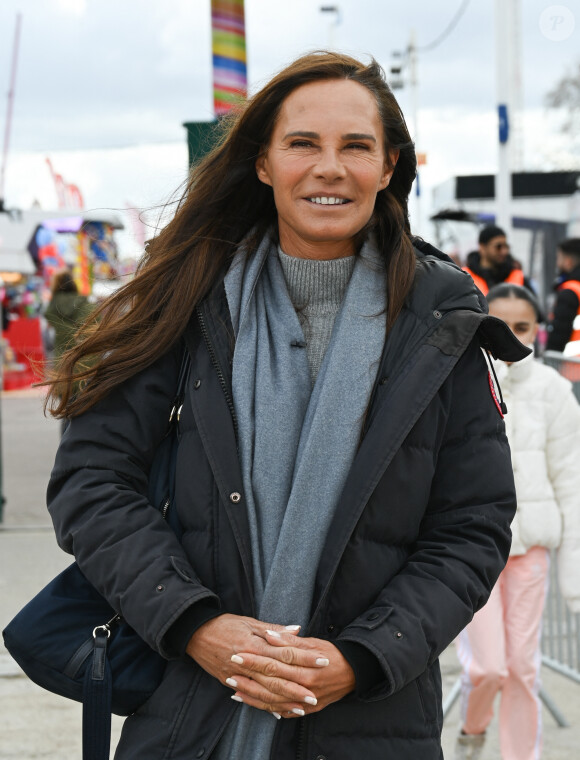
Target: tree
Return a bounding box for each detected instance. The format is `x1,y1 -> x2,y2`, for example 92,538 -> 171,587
546,60 -> 580,134
544,61 -> 580,168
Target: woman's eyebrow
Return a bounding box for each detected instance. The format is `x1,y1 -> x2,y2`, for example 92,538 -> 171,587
283,131 -> 320,139
343,133 -> 376,142
282,131 -> 377,142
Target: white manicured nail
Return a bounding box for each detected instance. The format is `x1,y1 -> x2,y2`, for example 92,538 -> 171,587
231,694 -> 243,703
272,712 -> 282,720
265,629 -> 281,638
315,658 -> 330,666
285,625 -> 301,631
292,707 -> 305,716
231,654 -> 244,665
226,677 -> 238,688
304,696 -> 317,706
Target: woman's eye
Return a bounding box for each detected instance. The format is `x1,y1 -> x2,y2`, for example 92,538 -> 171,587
346,143 -> 370,150
290,140 -> 313,148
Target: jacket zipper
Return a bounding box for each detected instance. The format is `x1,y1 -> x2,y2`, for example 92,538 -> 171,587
196,302 -> 258,618
196,305 -> 238,439
296,719 -> 305,760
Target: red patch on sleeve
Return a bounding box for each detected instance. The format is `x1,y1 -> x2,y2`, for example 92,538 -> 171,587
488,371 -> 504,418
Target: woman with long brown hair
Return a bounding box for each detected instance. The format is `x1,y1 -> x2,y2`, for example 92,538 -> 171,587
46,51 -> 526,759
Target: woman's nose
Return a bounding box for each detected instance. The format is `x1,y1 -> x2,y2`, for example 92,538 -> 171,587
313,148 -> 346,179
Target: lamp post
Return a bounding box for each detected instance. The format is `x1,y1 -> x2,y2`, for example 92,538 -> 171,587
494,0 -> 521,238
319,5 -> 341,49
390,31 -> 422,230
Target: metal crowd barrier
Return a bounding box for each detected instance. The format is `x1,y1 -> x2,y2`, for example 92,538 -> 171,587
443,551 -> 578,728
540,551 -> 580,720
443,351 -> 580,726
543,350 -> 580,403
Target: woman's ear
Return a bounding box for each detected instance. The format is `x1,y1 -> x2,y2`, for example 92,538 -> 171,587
255,153 -> 272,187
379,149 -> 399,190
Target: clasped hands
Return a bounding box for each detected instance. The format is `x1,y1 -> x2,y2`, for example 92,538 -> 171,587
186,613 -> 356,720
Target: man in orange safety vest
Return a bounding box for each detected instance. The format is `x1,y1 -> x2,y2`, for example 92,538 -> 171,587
547,238 -> 580,356
463,225 -> 534,296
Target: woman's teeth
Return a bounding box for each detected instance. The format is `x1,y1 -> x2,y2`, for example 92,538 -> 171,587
308,197 -> 349,205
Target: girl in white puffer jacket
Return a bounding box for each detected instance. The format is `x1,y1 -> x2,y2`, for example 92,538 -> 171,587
455,284 -> 580,760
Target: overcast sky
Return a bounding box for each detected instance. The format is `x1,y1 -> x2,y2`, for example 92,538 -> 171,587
1,0 -> 579,253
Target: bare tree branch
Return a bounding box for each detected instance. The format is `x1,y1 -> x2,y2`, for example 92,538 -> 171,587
546,60 -> 580,133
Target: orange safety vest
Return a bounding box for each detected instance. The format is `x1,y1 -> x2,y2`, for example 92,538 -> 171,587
558,279 -> 580,348
462,266 -> 525,296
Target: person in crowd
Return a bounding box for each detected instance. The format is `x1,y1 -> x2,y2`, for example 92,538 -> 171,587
45,52 -> 526,760
455,283 -> 580,760
546,237 -> 580,355
463,225 -> 534,295
44,270 -> 93,362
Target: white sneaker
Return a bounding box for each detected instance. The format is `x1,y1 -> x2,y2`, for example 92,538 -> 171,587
454,732 -> 485,760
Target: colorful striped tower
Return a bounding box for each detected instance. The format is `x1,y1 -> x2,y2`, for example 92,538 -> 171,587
211,0 -> 247,116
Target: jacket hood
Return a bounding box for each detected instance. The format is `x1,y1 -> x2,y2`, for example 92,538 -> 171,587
414,238 -> 486,310
412,239 -> 531,363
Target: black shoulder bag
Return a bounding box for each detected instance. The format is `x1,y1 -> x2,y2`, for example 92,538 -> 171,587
2,351 -> 191,760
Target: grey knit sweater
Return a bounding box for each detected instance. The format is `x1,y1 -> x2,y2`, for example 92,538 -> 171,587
278,248 -> 356,385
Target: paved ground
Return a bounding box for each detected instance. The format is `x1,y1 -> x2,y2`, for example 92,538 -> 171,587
0,389 -> 579,758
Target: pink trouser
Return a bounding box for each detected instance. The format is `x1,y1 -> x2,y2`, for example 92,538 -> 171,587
456,546 -> 550,760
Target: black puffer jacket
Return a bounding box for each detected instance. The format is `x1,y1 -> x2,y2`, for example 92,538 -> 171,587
47,241 -> 528,760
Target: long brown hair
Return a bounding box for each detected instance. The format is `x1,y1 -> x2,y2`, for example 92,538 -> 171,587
46,51 -> 417,418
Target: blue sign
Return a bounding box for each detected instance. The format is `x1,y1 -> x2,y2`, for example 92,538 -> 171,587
498,104 -> 509,144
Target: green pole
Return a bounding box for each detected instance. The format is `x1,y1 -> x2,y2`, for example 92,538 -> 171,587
182,120 -> 219,169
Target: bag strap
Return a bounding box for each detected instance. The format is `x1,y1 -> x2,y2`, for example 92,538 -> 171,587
82,627 -> 113,760
80,346 -> 192,760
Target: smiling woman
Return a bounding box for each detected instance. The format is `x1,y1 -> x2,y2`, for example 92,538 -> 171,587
42,51 -> 528,760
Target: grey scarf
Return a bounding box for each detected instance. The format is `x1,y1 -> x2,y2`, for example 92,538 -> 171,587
214,232 -> 386,759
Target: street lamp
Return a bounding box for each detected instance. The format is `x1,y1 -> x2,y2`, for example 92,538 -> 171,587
389,51 -> 405,90
390,33 -> 422,227
319,5 -> 341,48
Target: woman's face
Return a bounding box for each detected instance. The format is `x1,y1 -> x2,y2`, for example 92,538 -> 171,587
488,296 -> 538,347
256,79 -> 395,259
